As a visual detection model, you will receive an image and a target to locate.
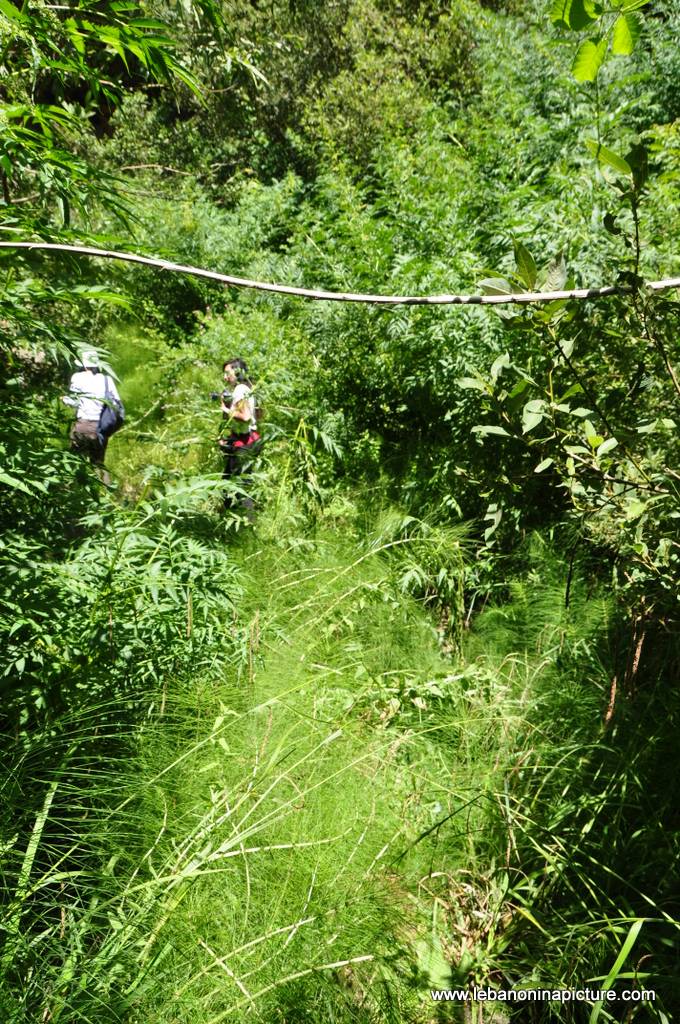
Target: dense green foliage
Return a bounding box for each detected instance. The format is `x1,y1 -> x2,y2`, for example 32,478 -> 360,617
1,0 -> 679,1021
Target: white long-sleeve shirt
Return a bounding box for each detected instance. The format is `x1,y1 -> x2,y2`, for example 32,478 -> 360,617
64,369 -> 121,422
231,382 -> 257,432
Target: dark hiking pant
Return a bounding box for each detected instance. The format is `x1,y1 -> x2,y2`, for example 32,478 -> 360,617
71,419 -> 107,464
220,432 -> 261,512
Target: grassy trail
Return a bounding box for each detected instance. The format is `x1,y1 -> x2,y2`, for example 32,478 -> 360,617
117,516 -> 487,1023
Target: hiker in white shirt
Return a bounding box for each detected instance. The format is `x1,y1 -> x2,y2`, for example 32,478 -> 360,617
219,357 -> 261,513
63,349 -> 122,465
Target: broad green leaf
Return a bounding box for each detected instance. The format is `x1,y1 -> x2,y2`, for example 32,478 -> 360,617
514,241 -> 537,289
483,504 -> 503,541
585,139 -> 632,175
415,938 -> 451,988
626,142 -> 649,189
597,437 -> 619,456
603,212 -> 622,235
612,13 -> 642,55
541,255 -> 567,292
490,352 -> 510,382
625,499 -> 647,521
535,458 -> 554,473
556,336 -> 575,359
550,0 -> 598,30
550,0 -> 572,26
457,377 -> 487,392
522,411 -> 544,434
572,38 -> 608,82
479,277 -> 513,296
621,0 -> 651,10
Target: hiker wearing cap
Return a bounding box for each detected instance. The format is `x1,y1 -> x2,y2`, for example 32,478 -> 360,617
218,358 -> 261,511
62,350 -> 124,465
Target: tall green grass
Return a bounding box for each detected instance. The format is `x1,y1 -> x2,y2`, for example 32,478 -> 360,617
3,323 -> 677,1023
0,509 -> 472,1022
5,482 -> 676,1021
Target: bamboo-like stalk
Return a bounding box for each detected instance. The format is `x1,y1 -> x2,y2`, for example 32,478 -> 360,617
1,240 -> 679,306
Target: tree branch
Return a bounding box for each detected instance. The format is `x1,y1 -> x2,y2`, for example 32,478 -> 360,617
0,240 -> 679,307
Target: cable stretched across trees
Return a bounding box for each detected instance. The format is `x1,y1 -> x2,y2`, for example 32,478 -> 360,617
1,240 -> 679,306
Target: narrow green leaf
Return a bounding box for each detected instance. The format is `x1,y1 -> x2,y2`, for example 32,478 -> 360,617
572,37 -> 608,82
535,458 -> 554,473
509,378 -> 534,399
564,444 -> 590,455
69,286 -> 131,308
585,139 -> 632,175
0,470 -> 33,495
589,921 -> 644,1024
612,13 -> 642,54
0,0 -> 26,23
1,778 -> 59,971
558,384 -> 584,402
128,18 -> 171,29
59,195 -> 70,227
65,17 -> 86,55
471,425 -> 511,437
514,905 -> 550,936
